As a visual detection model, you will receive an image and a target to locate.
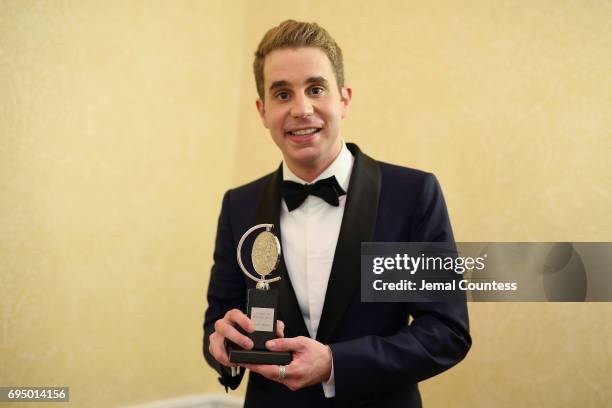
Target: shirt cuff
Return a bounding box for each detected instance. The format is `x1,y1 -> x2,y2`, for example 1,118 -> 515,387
230,366 -> 241,377
322,345 -> 335,398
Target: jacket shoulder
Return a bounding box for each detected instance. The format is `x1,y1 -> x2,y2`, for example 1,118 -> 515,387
378,161 -> 435,188
375,160 -> 445,216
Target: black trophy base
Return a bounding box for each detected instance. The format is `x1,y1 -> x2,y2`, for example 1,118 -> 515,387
229,348 -> 292,365
228,288 -> 292,365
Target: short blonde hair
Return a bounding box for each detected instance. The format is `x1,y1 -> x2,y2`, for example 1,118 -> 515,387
253,20 -> 345,100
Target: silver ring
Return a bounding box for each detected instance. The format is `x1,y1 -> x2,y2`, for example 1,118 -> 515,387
277,365 -> 286,381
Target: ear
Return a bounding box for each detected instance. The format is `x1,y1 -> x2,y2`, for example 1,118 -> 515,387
256,98 -> 269,128
340,87 -> 352,119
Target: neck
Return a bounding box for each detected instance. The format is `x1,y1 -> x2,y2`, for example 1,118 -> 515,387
285,143 -> 343,183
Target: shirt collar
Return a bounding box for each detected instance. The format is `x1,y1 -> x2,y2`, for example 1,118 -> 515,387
282,141 -> 354,192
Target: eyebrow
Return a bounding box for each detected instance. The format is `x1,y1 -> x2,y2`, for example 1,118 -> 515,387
269,76 -> 329,92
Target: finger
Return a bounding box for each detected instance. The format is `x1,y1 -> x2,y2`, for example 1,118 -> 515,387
209,333 -> 238,367
276,320 -> 285,338
243,363 -> 303,391
226,309 -> 255,333
266,336 -> 304,352
215,319 -> 254,350
243,363 -> 286,382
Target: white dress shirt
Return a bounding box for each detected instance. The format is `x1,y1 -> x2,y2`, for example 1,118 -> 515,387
281,142 -> 354,398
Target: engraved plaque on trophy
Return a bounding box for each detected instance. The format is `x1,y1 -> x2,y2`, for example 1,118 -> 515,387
229,224 -> 292,365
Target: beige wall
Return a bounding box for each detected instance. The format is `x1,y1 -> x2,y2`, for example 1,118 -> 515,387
1,1 -> 246,406
1,1 -> 611,407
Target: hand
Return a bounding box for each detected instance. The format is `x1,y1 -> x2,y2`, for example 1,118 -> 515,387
208,309 -> 285,368
243,336 -> 332,391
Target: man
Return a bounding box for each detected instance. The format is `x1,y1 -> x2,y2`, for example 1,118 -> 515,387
203,20 -> 471,407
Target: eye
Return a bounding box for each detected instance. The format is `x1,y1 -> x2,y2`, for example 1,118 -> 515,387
275,91 -> 290,101
309,86 -> 325,96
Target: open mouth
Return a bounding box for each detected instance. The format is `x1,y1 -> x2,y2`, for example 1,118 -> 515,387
287,127 -> 322,136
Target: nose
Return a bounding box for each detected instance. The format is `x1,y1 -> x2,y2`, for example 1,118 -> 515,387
290,94 -> 314,118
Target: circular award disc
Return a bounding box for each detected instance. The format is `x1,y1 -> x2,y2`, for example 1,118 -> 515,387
251,231 -> 280,277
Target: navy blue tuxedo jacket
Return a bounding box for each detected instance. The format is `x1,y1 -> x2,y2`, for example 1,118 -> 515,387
203,144 -> 471,407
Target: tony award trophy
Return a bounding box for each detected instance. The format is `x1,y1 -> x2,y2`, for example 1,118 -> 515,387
229,224 -> 292,365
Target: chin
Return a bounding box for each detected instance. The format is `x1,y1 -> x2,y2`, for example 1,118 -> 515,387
290,153 -> 320,167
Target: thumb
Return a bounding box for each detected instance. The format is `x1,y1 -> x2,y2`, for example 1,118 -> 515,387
266,336 -> 303,352
276,320 -> 285,338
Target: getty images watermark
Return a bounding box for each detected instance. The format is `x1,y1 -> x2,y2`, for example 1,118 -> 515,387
361,242 -> 612,302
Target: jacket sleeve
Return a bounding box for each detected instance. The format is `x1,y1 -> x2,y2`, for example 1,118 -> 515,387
202,190 -> 246,391
331,173 -> 471,403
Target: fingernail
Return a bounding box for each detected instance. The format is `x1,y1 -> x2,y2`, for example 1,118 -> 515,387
266,340 -> 275,349
244,340 -> 253,349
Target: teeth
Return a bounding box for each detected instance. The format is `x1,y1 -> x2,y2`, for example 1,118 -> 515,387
291,128 -> 318,136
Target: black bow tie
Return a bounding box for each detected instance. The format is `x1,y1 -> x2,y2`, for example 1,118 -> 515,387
281,176 -> 347,211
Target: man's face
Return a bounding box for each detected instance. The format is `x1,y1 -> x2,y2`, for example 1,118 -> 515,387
256,47 -> 352,177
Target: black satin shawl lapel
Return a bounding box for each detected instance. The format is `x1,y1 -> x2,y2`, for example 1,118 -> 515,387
254,165 -> 310,338
316,143 -> 381,343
